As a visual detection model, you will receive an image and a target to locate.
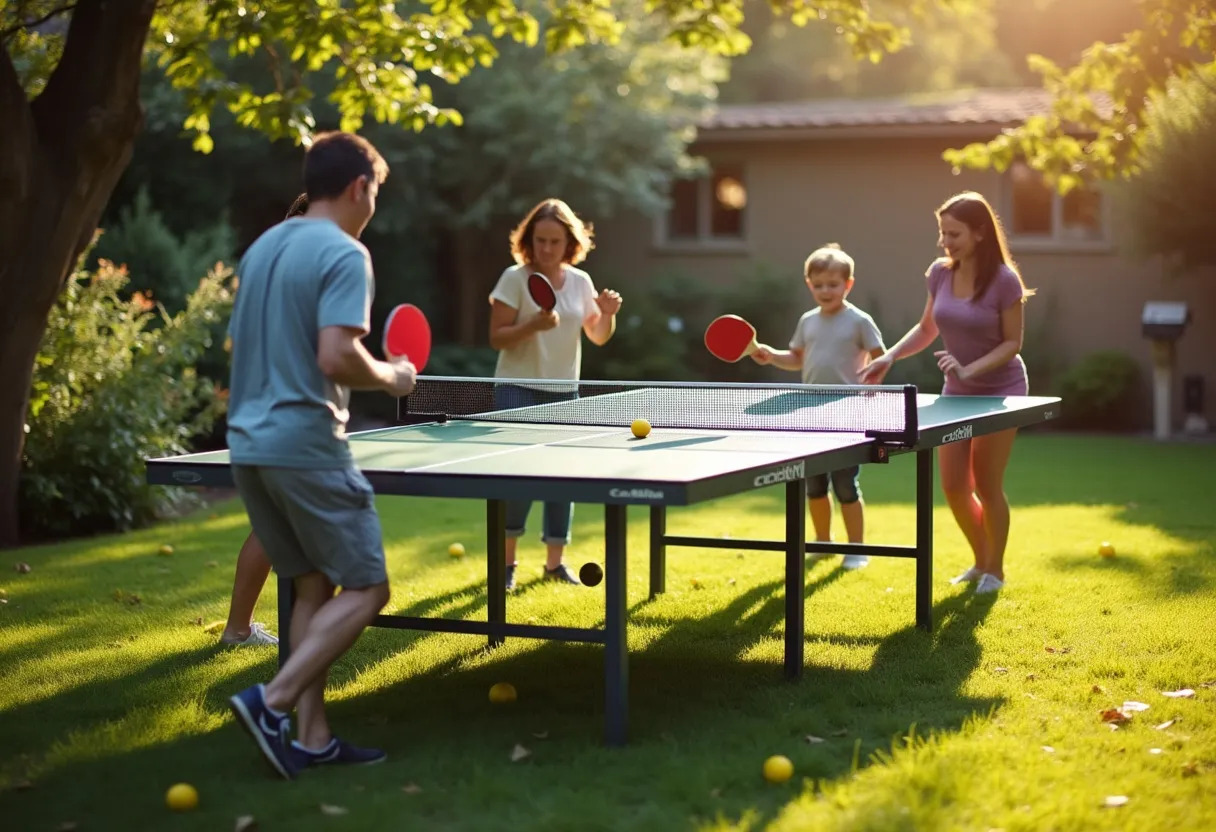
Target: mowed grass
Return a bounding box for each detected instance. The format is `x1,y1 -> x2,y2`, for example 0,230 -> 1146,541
1,432 -> 1214,832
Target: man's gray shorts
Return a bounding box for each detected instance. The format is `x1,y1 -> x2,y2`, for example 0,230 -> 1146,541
233,464 -> 388,589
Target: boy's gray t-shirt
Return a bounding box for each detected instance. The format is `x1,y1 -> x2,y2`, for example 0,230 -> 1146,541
789,302 -> 885,385
226,217 -> 374,468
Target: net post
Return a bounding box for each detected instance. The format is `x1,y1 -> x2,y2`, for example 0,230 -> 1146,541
901,384 -> 919,447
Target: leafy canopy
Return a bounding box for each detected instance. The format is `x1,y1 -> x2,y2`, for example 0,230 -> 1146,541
943,0 -> 1216,193
4,1 -> 972,152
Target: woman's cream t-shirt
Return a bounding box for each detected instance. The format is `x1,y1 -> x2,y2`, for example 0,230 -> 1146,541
489,264 -> 600,387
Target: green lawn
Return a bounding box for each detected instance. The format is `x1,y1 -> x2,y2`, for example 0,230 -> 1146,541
1,433 -> 1214,831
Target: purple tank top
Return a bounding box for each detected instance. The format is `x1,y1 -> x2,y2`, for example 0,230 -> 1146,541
927,259 -> 1028,396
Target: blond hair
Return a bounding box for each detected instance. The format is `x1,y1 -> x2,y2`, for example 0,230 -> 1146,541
804,243 -> 855,280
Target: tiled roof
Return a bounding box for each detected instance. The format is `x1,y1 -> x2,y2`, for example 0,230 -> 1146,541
699,87 -> 1110,134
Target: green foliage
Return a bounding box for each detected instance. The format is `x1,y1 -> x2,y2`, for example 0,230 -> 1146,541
19,249 -> 235,541
1056,350 -> 1143,431
722,0 -> 1013,103
1110,70 -> 1216,270
944,0 -> 1216,191
91,186 -> 236,314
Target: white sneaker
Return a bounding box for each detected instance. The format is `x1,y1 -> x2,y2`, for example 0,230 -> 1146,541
950,567 -> 983,585
220,622 -> 279,647
806,552 -> 830,563
841,555 -> 869,570
975,573 -> 1005,594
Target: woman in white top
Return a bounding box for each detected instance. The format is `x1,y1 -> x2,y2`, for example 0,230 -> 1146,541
488,198 -> 623,590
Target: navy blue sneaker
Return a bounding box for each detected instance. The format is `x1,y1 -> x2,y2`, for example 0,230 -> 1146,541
291,737 -> 387,768
228,683 -> 297,779
505,563 -> 517,592
544,563 -> 581,585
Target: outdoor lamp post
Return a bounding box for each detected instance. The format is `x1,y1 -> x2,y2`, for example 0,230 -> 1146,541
1141,301 -> 1192,441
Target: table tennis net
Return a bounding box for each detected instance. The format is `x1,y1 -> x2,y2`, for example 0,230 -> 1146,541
400,376 -> 919,442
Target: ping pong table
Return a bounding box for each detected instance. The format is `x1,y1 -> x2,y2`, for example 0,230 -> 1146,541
146,377 -> 1060,746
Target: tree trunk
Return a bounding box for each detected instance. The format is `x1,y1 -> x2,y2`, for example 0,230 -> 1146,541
0,0 -> 157,547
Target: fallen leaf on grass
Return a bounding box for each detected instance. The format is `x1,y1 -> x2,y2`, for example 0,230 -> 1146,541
1181,761 -> 1199,777
1161,689 -> 1195,699
805,735 -> 826,744
1122,701 -> 1150,713
1045,646 -> 1072,654
234,816 -> 258,832
402,783 -> 422,795
1155,719 -> 1177,731
510,744 -> 531,762
1149,748 -> 1163,755
111,590 -> 141,606
319,804 -> 348,816
831,728 -> 849,737
205,560 -> 219,568
1103,796 -> 1129,808
531,730 -> 549,740
994,667 -> 1009,674
14,562 -> 31,573
1101,708 -> 1131,725
1091,685 -> 1106,694
1025,673 -> 1038,681
1199,680 -> 1216,690
1041,746 -> 1055,753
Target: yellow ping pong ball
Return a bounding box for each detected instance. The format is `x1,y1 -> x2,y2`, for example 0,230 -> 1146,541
448,542 -> 465,557
631,418 -> 651,439
165,782 -> 198,811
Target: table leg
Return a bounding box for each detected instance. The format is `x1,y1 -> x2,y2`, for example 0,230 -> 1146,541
784,477 -> 807,680
604,503 -> 629,746
915,449 -> 934,632
487,499 -> 507,648
649,505 -> 666,599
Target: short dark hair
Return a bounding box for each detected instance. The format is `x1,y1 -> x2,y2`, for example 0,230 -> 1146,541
303,132 -> 389,201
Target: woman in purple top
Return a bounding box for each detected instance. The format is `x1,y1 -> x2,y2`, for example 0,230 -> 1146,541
860,191 -> 1034,595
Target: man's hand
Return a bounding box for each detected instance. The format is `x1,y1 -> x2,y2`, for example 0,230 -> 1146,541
386,358 -> 417,397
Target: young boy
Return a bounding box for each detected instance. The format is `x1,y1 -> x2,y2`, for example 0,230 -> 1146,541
751,243 -> 886,569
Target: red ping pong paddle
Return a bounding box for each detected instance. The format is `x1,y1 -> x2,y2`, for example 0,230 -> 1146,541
382,303 -> 431,371
527,271 -> 557,311
704,314 -> 760,363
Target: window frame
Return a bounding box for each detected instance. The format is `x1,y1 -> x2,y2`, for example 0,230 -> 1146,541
1001,160 -> 1113,254
654,161 -> 750,253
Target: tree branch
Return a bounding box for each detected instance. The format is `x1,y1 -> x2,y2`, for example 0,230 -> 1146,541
0,2 -> 78,42
0,30 -> 36,205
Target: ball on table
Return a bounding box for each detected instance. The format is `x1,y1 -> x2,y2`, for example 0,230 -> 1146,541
630,418 -> 651,439
579,562 -> 604,587
762,754 -> 794,783
165,782 -> 199,811
1098,541 -> 1116,558
448,542 -> 466,558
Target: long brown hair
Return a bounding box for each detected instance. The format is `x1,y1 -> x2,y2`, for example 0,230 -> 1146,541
937,191 -> 1033,301
509,198 -> 595,266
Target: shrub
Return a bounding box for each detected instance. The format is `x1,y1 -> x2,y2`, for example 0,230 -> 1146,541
1056,350 -> 1143,431
19,247 -> 235,541
91,185 -> 236,314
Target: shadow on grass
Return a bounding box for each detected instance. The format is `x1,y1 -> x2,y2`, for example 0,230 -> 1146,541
0,572 -> 1001,832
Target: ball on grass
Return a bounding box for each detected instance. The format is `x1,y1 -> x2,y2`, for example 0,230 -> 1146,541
631,418 -> 651,439
489,682 -> 517,704
1098,541 -> 1116,558
158,544 -> 174,556
762,755 -> 793,783
579,562 -> 603,587
165,782 -> 198,811
448,542 -> 466,558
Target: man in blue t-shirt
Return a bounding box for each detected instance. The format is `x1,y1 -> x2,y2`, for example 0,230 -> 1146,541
225,132 -> 417,779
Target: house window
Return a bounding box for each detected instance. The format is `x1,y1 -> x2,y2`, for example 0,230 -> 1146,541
661,162 -> 747,246
1006,160 -> 1108,247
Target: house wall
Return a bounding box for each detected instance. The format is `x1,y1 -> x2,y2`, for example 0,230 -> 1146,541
587,135 -> 1215,432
